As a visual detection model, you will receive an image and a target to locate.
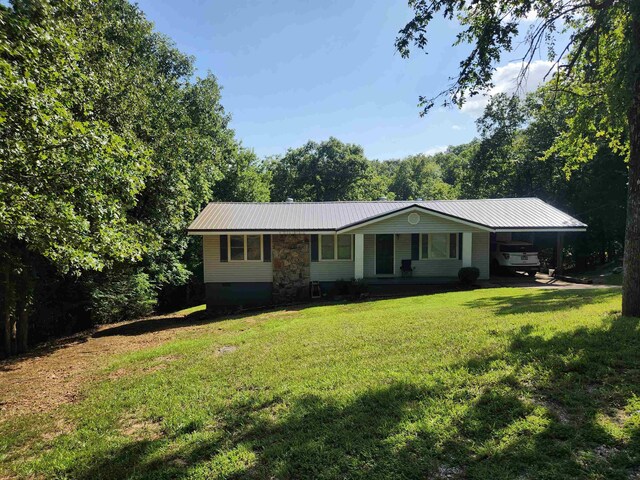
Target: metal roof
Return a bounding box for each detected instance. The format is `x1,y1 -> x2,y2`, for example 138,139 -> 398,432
188,198 -> 587,233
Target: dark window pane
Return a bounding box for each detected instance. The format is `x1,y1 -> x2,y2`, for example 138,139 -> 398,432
430,233 -> 448,259
321,235 -> 335,260
337,235 -> 352,260
230,235 -> 244,261
449,233 -> 457,258
247,235 -> 261,260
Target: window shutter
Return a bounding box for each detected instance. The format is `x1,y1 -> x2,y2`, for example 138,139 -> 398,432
311,235 -> 319,262
263,234 -> 271,262
411,234 -> 419,260
458,233 -> 463,260
220,235 -> 228,262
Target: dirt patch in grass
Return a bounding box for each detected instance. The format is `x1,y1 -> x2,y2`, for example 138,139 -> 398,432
216,346 -> 237,355
120,415 -> 164,441
40,418 -> 75,442
0,308 -> 213,418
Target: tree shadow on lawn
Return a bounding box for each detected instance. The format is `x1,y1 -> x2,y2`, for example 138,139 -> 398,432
464,288 -> 620,316
91,305 -> 316,338
68,382 -> 448,480
457,313 -> 640,478
60,312 -> 640,479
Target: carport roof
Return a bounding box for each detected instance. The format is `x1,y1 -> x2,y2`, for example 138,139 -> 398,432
188,198 -> 587,233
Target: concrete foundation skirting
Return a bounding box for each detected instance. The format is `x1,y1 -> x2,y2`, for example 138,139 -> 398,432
205,282 -> 273,308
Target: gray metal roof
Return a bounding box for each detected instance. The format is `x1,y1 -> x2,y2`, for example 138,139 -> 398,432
188,198 -> 587,233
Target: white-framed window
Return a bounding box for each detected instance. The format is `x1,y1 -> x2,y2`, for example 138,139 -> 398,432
228,234 -> 263,262
420,233 -> 458,260
320,234 -> 353,261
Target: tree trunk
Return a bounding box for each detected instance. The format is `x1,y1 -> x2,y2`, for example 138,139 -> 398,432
15,300 -> 28,354
623,4 -> 640,317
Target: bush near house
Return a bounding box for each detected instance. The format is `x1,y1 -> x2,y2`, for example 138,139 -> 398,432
458,267 -> 480,286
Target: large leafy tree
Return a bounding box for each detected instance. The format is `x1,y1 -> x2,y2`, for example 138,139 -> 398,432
0,0 -> 155,354
465,90 -> 627,263
388,153 -> 457,200
396,0 -> 640,316
0,0 -> 258,355
268,137 -> 389,201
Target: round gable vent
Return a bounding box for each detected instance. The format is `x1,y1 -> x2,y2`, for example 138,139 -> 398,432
408,212 -> 420,225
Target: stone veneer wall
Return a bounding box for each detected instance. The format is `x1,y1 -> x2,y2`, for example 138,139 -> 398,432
272,234 -> 310,304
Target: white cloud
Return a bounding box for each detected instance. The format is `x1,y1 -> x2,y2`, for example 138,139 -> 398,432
424,145 -> 448,155
461,59 -> 555,116
451,125 -> 462,131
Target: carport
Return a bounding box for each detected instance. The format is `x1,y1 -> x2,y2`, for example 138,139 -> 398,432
491,229 -> 582,277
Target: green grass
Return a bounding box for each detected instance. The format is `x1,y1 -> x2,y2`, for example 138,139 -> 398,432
173,303 -> 207,316
574,263 -> 624,286
2,288 -> 639,479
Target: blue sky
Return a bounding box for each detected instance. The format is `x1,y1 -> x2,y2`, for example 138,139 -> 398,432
134,0 -> 553,160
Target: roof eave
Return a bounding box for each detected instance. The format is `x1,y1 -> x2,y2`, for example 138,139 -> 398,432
492,226 -> 588,232
187,229 -> 337,235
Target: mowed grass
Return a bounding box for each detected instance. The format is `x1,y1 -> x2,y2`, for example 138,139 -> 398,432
1,288 -> 639,479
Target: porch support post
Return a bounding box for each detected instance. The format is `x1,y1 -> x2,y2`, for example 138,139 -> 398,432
555,232 -> 564,275
354,234 -> 364,280
462,232 -> 473,268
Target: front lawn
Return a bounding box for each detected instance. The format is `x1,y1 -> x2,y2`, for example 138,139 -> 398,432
1,288 -> 638,479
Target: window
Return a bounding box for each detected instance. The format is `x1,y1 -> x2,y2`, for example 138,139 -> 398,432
246,235 -> 261,261
228,235 -> 262,261
449,233 -> 457,259
320,234 -> 352,261
230,235 -> 245,261
421,233 -> 458,259
320,235 -> 335,260
337,235 -> 352,260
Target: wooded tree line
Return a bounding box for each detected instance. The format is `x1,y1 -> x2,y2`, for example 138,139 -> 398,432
0,0 -> 630,356
0,0 -> 269,356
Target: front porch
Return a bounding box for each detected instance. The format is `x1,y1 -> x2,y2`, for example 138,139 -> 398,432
352,232 -> 475,280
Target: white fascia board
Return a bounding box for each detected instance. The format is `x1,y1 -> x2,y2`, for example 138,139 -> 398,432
188,230 -> 336,235
492,227 -> 587,232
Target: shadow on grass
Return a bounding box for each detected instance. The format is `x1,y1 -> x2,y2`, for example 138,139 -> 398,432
70,382 -> 445,480
57,309 -> 640,479
464,288 -> 620,315
91,310 -> 220,338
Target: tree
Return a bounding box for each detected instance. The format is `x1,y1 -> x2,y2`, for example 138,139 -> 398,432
462,94 -> 526,198
396,0 -> 640,316
268,137 -> 389,201
431,143 -> 476,189
0,0 -> 155,355
388,153 -> 457,200
0,0 -> 265,354
465,88 -> 627,266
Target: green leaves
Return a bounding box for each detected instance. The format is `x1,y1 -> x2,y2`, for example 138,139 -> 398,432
1,0 -> 263,327
268,137 -> 389,201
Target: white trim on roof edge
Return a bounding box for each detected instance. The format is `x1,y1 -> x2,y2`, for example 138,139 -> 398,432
493,227 -> 587,232
188,230 -> 337,235
336,205 -> 494,233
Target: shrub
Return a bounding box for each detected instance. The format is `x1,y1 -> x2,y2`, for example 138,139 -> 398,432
458,267 -> 480,286
90,270 -> 157,323
333,279 -> 351,296
349,279 -> 369,296
330,279 -> 369,298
